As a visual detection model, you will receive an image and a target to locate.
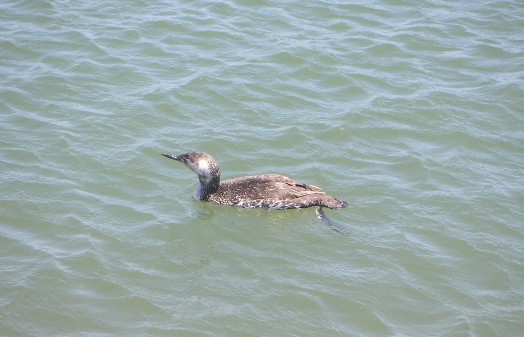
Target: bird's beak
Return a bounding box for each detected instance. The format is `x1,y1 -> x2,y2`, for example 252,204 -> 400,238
161,153 -> 181,161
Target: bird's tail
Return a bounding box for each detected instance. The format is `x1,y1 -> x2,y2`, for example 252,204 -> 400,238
320,196 -> 348,209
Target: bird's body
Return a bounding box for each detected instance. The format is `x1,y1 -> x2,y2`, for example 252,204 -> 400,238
161,152 -> 348,210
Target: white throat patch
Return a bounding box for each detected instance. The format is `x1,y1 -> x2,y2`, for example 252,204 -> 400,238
196,160 -> 211,178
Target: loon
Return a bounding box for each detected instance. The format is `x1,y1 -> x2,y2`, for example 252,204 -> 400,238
161,151 -> 348,210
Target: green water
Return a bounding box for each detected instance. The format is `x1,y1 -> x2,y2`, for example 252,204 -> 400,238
1,0 -> 523,336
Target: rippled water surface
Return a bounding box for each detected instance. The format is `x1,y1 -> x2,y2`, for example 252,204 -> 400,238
1,0 -> 523,336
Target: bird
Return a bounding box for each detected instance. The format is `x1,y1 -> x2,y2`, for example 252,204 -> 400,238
161,151 -> 348,210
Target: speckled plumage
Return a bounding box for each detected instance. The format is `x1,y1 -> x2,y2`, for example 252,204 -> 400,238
161,152 -> 348,210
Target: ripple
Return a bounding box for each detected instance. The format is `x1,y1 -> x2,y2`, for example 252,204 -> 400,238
1,0 -> 524,336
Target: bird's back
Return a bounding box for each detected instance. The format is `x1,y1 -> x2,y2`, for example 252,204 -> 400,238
208,174 -> 347,209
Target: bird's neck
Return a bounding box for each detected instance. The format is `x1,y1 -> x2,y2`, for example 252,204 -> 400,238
196,174 -> 220,200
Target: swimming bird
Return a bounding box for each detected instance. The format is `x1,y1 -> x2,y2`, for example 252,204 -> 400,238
161,151 -> 348,210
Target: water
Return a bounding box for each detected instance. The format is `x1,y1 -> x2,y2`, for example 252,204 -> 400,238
1,0 -> 523,336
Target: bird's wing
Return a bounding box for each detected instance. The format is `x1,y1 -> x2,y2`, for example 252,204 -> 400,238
217,174 -> 325,202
